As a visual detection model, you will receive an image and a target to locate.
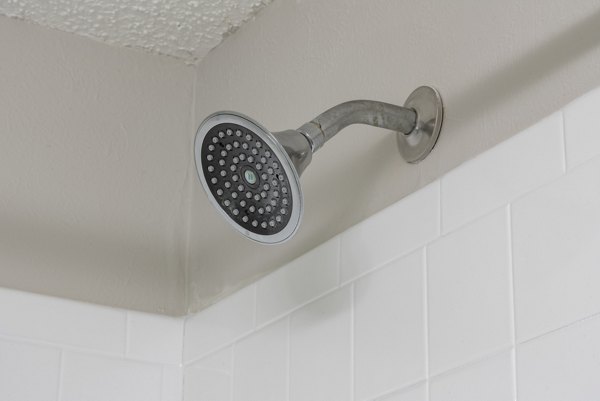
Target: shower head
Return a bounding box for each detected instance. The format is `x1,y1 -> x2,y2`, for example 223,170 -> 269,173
195,112 -> 305,244
194,86 -> 443,244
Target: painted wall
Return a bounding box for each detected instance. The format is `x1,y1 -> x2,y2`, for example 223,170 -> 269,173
0,17 -> 193,315
3,87 -> 600,400
187,0 -> 600,312
182,87 -> 600,400
3,0 -> 600,317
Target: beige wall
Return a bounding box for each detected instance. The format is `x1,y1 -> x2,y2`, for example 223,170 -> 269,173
2,0 -> 600,316
186,0 -> 600,312
0,17 -> 193,315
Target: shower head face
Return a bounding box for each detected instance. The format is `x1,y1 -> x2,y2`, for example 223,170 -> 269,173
195,112 -> 303,244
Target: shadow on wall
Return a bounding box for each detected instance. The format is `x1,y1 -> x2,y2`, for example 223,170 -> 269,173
302,130 -> 406,228
449,8 -> 600,126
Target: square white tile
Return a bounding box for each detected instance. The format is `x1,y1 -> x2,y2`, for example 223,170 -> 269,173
61,352 -> 163,401
184,348 -> 232,401
0,339 -> 61,401
232,319 -> 287,401
289,287 -> 351,401
354,250 -> 426,401
184,285 -> 255,362
162,365 -> 184,401
429,351 -> 514,401
517,315 -> 600,401
0,287 -> 127,354
512,157 -> 600,341
427,208 -> 513,375
256,237 -> 339,326
564,86 -> 600,168
441,112 -> 564,232
127,312 -> 184,364
340,182 -> 440,283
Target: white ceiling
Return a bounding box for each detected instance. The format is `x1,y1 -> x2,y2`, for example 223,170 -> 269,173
0,0 -> 272,63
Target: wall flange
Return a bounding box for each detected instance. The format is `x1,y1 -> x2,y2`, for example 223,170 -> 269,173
397,86 -> 444,163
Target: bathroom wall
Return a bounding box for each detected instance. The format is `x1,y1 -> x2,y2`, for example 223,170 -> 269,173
0,286 -> 184,401
0,16 -> 193,315
182,87 -> 600,400
187,0 -> 600,312
3,0 -> 600,317
3,85 -> 600,400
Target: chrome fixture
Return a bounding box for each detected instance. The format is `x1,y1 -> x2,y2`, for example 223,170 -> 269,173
194,86 -> 443,244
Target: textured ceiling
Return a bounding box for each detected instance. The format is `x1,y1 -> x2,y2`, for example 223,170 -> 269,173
0,0 -> 272,63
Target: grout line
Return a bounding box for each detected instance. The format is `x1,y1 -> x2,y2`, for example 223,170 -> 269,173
253,282 -> 345,332
423,247 -> 430,401
560,109 -> 568,172
159,364 -> 166,401
428,345 -> 514,382
230,342 -> 235,401
286,315 -> 291,401
125,312 -> 131,358
350,283 -> 355,401
339,242 -> 437,288
441,161 -> 569,236
511,347 -> 517,401
255,243 -> 424,333
252,284 -> 258,329
187,363 -> 231,376
519,309 -> 600,346
507,204 -> 519,400
180,364 -> 187,401
368,379 -> 427,401
185,326 -> 272,366
179,317 -> 188,401
189,246 -> 432,364
57,349 -> 65,401
0,334 -> 135,361
181,317 -> 187,366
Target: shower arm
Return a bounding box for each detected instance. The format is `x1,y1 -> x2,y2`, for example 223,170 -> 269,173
297,100 -> 418,152
273,86 -> 443,175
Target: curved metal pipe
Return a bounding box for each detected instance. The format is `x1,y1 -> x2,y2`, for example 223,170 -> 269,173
297,100 -> 418,152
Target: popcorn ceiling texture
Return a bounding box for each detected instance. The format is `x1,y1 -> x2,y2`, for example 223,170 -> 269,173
0,0 -> 272,63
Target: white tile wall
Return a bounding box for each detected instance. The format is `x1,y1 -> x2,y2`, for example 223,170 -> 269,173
427,208 -> 512,374
441,112 -> 565,233
289,288 -> 352,401
127,312 -> 184,364
184,347 -> 233,401
377,384 -> 427,401
61,352 -> 163,401
0,287 -> 127,354
162,365 -> 184,401
0,287 -> 183,401
517,315 -> 600,401
179,86 -> 600,401
256,237 -> 340,326
512,156 -> 600,341
233,319 -> 288,401
4,86 -> 600,401
340,182 -> 440,283
429,351 -> 514,401
184,285 -> 255,363
354,250 -> 425,400
0,339 -> 61,401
